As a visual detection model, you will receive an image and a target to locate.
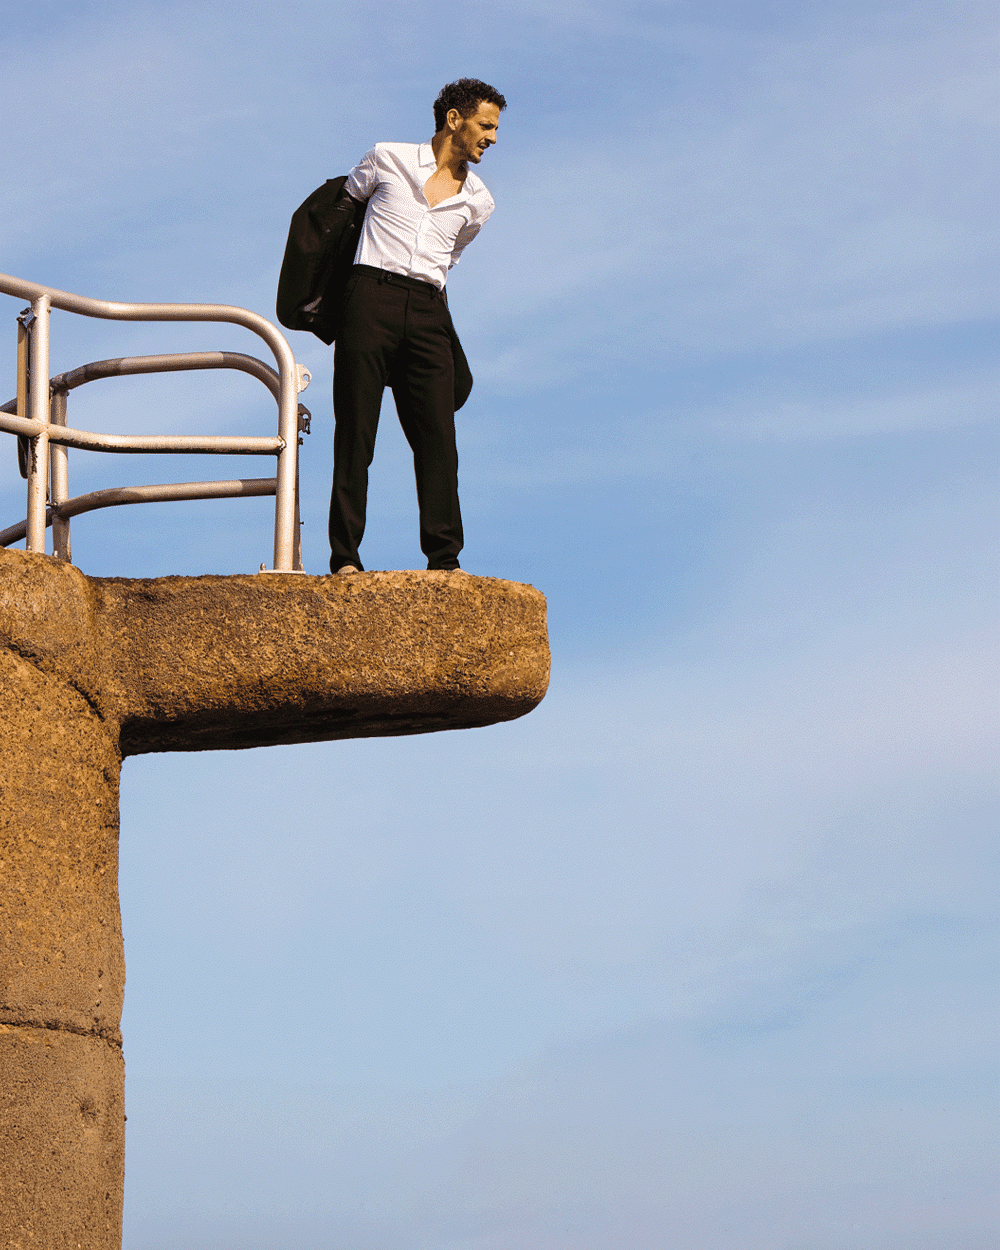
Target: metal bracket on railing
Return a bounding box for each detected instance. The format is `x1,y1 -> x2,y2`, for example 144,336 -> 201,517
295,366 -> 312,445
15,308 -> 32,480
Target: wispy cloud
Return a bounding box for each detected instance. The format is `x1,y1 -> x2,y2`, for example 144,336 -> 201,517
461,6 -> 999,387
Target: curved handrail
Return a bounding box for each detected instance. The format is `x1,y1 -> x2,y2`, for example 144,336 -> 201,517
0,414 -> 283,454
0,273 -> 305,569
54,351 -> 284,401
1,352 -> 309,466
0,351 -> 283,412
0,272 -> 296,364
0,478 -> 278,548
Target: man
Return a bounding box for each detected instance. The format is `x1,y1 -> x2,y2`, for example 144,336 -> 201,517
328,78 -> 506,575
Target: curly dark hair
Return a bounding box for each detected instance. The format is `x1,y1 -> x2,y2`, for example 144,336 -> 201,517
433,78 -> 507,133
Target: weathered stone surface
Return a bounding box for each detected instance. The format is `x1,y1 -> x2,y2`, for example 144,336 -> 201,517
93,568 -> 550,754
0,547 -> 549,1248
0,1025 -> 124,1250
0,544 -> 110,721
0,648 -> 123,1038
0,590 -> 126,1250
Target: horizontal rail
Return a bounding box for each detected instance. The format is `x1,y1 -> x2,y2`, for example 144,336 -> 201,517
53,351 -> 282,400
0,273 -> 295,346
0,410 -> 282,454
0,477 -> 277,547
0,352 -> 282,414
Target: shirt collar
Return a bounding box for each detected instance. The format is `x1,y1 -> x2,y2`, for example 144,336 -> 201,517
416,141 -> 480,201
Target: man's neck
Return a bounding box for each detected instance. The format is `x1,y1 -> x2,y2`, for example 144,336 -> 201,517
430,132 -> 467,181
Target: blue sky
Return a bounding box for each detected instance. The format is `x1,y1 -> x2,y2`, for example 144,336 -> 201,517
2,0 -> 998,1246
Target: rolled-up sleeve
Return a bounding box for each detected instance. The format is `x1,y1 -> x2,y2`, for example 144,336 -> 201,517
346,148 -> 378,201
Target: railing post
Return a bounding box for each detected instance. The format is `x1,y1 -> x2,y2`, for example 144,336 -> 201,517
25,295 -> 51,553
50,389 -> 70,561
271,359 -> 299,572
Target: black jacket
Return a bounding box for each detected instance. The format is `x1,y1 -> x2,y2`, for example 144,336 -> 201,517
276,176 -> 473,410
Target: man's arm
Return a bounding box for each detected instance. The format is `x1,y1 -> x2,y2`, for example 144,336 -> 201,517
448,218 -> 484,270
345,148 -> 379,202
448,193 -> 495,270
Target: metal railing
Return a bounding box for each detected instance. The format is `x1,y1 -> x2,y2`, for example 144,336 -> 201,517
0,273 -> 313,572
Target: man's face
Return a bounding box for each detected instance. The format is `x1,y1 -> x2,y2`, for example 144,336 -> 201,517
451,101 -> 500,163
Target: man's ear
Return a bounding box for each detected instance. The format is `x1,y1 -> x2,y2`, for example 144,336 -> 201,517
446,107 -> 463,132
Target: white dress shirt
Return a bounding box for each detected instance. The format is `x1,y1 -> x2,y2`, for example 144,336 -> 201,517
346,142 -> 495,290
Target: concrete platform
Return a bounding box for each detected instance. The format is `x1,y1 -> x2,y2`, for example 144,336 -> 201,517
0,548 -> 549,1249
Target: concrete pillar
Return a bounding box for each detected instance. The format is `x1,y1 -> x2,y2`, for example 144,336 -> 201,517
1,632 -> 125,1246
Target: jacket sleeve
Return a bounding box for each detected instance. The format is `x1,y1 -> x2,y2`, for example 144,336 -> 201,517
276,176 -> 365,344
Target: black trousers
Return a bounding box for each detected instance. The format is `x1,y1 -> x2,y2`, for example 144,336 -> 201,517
328,266 -> 463,572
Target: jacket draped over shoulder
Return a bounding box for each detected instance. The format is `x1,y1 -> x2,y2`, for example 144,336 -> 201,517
276,176 -> 474,410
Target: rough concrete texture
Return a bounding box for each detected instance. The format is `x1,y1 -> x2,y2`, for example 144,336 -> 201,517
1,1026 -> 124,1250
0,547 -> 549,1249
94,567 -> 550,754
0,637 -> 125,1250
